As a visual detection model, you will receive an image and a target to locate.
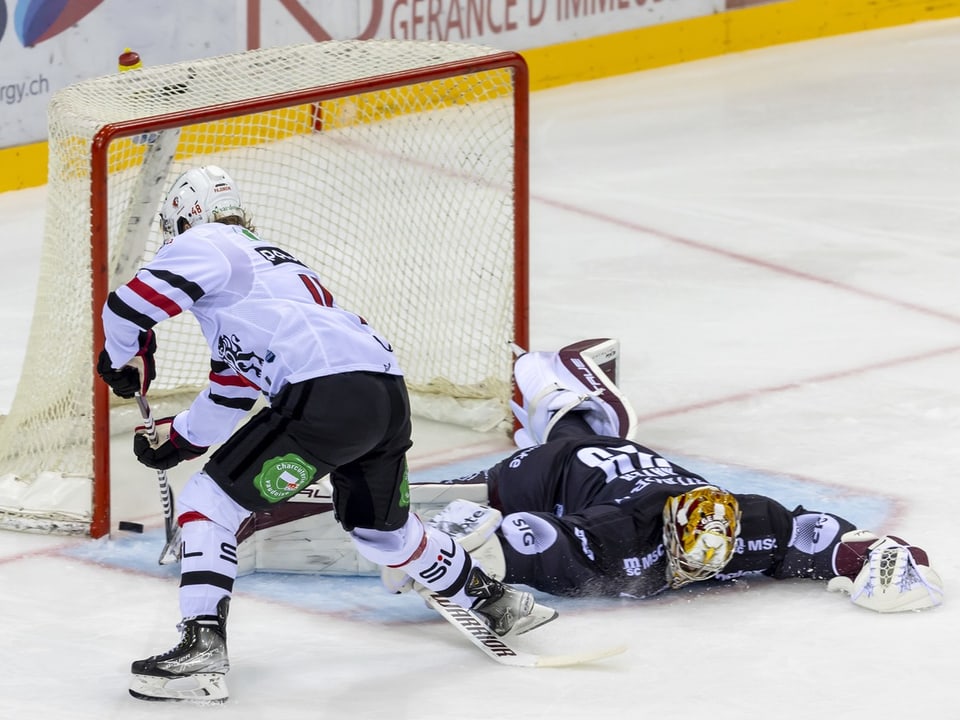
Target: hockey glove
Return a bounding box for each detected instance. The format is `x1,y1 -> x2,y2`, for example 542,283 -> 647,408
133,417 -> 208,470
827,531 -> 943,612
97,330 -> 157,399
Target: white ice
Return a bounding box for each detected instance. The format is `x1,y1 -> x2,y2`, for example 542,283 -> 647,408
2,18 -> 959,718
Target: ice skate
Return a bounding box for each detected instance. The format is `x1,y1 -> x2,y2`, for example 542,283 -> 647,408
511,338 -> 637,447
129,597 -> 230,703
465,566 -> 557,637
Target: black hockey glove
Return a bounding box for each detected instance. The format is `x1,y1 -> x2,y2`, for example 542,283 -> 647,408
133,419 -> 208,470
97,330 -> 157,399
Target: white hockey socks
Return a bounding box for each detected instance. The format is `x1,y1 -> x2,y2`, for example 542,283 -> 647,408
367,503 -> 506,602
355,515 -> 475,607
366,505 -> 558,637
178,517 -> 239,619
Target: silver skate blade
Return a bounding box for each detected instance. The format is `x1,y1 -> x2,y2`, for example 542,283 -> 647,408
129,672 -> 228,703
507,602 -> 559,637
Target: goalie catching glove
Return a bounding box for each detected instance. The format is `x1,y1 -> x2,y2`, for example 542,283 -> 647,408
133,416 -> 208,470
827,530 -> 943,613
97,329 -> 157,399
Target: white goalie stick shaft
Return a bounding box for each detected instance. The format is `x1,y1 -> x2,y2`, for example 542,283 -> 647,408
134,393 -> 181,565
111,128 -> 181,284
112,53 -> 184,285
418,588 -> 626,667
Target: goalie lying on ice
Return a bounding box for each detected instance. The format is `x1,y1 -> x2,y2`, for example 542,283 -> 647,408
380,339 -> 943,614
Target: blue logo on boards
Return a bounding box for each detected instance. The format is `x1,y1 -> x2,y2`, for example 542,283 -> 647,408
6,0 -> 104,47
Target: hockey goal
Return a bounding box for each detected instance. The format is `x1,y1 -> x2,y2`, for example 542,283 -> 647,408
0,41 -> 529,538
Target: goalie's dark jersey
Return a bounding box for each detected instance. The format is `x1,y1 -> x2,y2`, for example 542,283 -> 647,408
470,434 -> 855,598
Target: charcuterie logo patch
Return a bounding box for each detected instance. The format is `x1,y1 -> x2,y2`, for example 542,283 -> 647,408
253,453 -> 317,503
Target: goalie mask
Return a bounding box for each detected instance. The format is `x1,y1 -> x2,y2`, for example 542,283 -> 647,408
663,486 -> 741,589
160,165 -> 246,243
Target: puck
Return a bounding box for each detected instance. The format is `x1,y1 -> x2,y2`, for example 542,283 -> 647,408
119,521 -> 145,533
118,48 -> 142,72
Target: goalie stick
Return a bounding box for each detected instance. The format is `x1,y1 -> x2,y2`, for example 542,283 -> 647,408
418,588 -> 626,668
111,126 -> 181,284
112,49 -> 184,286
134,393 -> 181,565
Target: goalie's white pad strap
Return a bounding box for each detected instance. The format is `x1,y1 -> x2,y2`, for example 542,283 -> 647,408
828,536 -> 943,613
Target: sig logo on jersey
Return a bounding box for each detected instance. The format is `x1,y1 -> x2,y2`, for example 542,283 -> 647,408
789,512 -> 840,554
255,245 -> 306,267
501,512 -> 558,555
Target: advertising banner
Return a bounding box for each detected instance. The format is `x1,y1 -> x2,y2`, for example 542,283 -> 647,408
252,0 -> 722,49
0,0 -> 237,147
0,0 -> 720,148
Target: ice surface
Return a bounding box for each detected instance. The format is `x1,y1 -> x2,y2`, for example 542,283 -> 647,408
1,19 -> 958,718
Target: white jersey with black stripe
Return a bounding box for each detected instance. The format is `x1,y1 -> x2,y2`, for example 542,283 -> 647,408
101,222 -> 401,447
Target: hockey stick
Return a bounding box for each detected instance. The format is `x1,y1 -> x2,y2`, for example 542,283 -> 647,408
418,589 -> 626,668
134,393 -> 181,565
112,50 -> 183,287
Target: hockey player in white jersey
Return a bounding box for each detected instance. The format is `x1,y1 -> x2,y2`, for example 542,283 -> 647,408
96,166 -> 553,703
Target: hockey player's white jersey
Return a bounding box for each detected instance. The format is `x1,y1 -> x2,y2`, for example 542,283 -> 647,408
102,223 -> 402,447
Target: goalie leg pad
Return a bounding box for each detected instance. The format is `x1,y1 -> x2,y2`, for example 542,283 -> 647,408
511,338 -> 637,448
427,499 -> 506,580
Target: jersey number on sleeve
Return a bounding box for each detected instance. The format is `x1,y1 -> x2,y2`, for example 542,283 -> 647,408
298,273 -> 335,307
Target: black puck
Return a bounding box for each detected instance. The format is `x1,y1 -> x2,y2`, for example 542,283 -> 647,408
119,521 -> 145,533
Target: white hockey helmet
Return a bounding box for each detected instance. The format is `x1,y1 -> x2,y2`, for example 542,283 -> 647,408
159,165 -> 246,243
663,486 -> 741,589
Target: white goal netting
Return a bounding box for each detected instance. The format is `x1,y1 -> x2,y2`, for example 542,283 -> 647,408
0,40 -> 528,536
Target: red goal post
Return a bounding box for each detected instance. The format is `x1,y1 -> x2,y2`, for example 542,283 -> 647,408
0,41 -> 529,539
